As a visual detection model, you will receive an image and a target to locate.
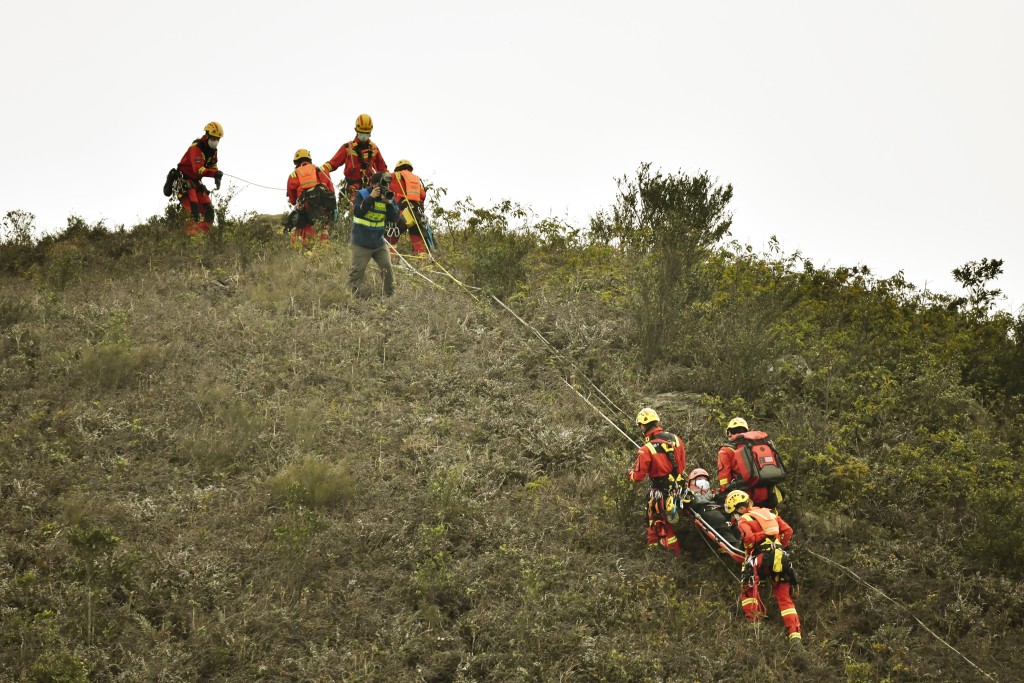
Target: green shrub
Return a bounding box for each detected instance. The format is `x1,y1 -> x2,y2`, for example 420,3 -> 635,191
268,455 -> 353,509
77,343 -> 159,389
28,651 -> 89,683
44,242 -> 85,290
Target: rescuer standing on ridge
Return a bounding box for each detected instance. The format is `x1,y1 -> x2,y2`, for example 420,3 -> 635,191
175,122 -> 225,235
321,114 -> 388,204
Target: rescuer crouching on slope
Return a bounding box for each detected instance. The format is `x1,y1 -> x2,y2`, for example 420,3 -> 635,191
628,408 -> 687,557
349,172 -> 399,297
175,121 -> 225,235
286,149 -> 336,244
726,490 -> 803,644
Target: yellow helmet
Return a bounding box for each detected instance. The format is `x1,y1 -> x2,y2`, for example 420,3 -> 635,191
395,159 -> 413,171
724,490 -> 752,514
727,417 -> 749,432
294,148 -> 313,162
636,408 -> 660,428
355,114 -> 374,133
204,121 -> 224,138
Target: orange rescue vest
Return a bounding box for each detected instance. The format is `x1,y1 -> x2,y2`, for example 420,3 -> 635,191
395,170 -> 424,203
741,507 -> 780,537
293,163 -> 319,197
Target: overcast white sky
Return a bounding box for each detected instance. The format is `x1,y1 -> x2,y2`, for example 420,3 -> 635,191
2,1 -> 1021,310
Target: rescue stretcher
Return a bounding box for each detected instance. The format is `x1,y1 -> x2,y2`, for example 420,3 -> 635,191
684,505 -> 745,563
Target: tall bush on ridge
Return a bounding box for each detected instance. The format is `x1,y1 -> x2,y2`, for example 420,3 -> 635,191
432,198 -> 536,298
1,209 -> 41,275
590,163 -> 733,362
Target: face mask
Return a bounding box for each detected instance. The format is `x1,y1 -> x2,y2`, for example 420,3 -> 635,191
692,479 -> 711,494
356,133 -> 370,142
207,137 -> 220,149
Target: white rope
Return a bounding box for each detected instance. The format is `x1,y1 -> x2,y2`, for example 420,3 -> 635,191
803,548 -> 995,681
492,295 -> 630,422
560,377 -> 639,448
221,172 -> 286,192
390,250 -> 446,291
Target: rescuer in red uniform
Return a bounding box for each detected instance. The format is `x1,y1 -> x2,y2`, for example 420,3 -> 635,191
176,121 -> 224,235
628,408 -> 687,556
286,148 -> 336,244
321,114 -> 388,203
726,490 -> 802,644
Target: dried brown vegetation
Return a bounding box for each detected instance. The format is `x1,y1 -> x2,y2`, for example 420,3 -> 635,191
2,186 -> 1022,681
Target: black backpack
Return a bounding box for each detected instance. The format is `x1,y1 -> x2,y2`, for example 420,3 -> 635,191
163,168 -> 183,197
299,185 -> 337,225
289,185 -> 337,229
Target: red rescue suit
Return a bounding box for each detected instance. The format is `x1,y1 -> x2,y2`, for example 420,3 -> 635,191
286,162 -> 336,243
717,430 -> 776,507
628,427 -> 687,556
389,169 -> 429,254
736,506 -> 801,640
176,137 -> 218,233
322,138 -> 387,199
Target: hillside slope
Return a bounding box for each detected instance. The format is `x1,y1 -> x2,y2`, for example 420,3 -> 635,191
2,204 -> 1022,682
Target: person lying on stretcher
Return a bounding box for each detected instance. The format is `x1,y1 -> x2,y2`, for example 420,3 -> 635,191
681,468 -> 742,548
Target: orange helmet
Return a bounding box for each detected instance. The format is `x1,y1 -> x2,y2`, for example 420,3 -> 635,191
687,468 -> 710,485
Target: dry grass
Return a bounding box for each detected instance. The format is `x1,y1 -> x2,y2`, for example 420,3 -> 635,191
0,215 -> 1019,682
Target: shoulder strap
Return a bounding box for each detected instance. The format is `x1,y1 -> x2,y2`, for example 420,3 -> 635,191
649,432 -> 681,479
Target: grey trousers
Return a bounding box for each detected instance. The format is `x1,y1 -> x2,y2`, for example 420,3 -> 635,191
349,243 -> 395,296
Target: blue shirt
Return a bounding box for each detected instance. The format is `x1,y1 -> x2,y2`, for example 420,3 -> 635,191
351,188 -> 399,249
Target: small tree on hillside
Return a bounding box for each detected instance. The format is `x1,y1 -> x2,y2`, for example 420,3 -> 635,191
590,163 -> 734,362
1,210 -> 36,245
952,257 -> 1004,313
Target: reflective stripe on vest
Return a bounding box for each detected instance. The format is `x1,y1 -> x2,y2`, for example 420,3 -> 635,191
741,507 -> 780,537
396,170 -> 423,202
295,163 -> 319,196
353,199 -> 388,230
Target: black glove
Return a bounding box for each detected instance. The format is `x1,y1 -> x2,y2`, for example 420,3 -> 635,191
213,170 -> 224,189
740,563 -> 753,584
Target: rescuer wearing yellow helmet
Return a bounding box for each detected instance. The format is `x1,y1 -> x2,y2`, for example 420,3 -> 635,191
627,407 -> 687,557
173,121 -> 225,235
727,489 -> 802,643
286,149 -> 336,244
320,114 -> 389,203
717,417 -> 784,511
387,159 -> 434,257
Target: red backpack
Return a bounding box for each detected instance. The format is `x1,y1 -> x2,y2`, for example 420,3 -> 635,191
730,431 -> 786,487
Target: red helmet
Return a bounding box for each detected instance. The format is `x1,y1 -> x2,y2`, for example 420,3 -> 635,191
688,468 -> 710,485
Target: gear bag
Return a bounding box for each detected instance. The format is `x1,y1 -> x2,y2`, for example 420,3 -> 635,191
163,168 -> 183,197
733,435 -> 786,487
290,184 -> 337,228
